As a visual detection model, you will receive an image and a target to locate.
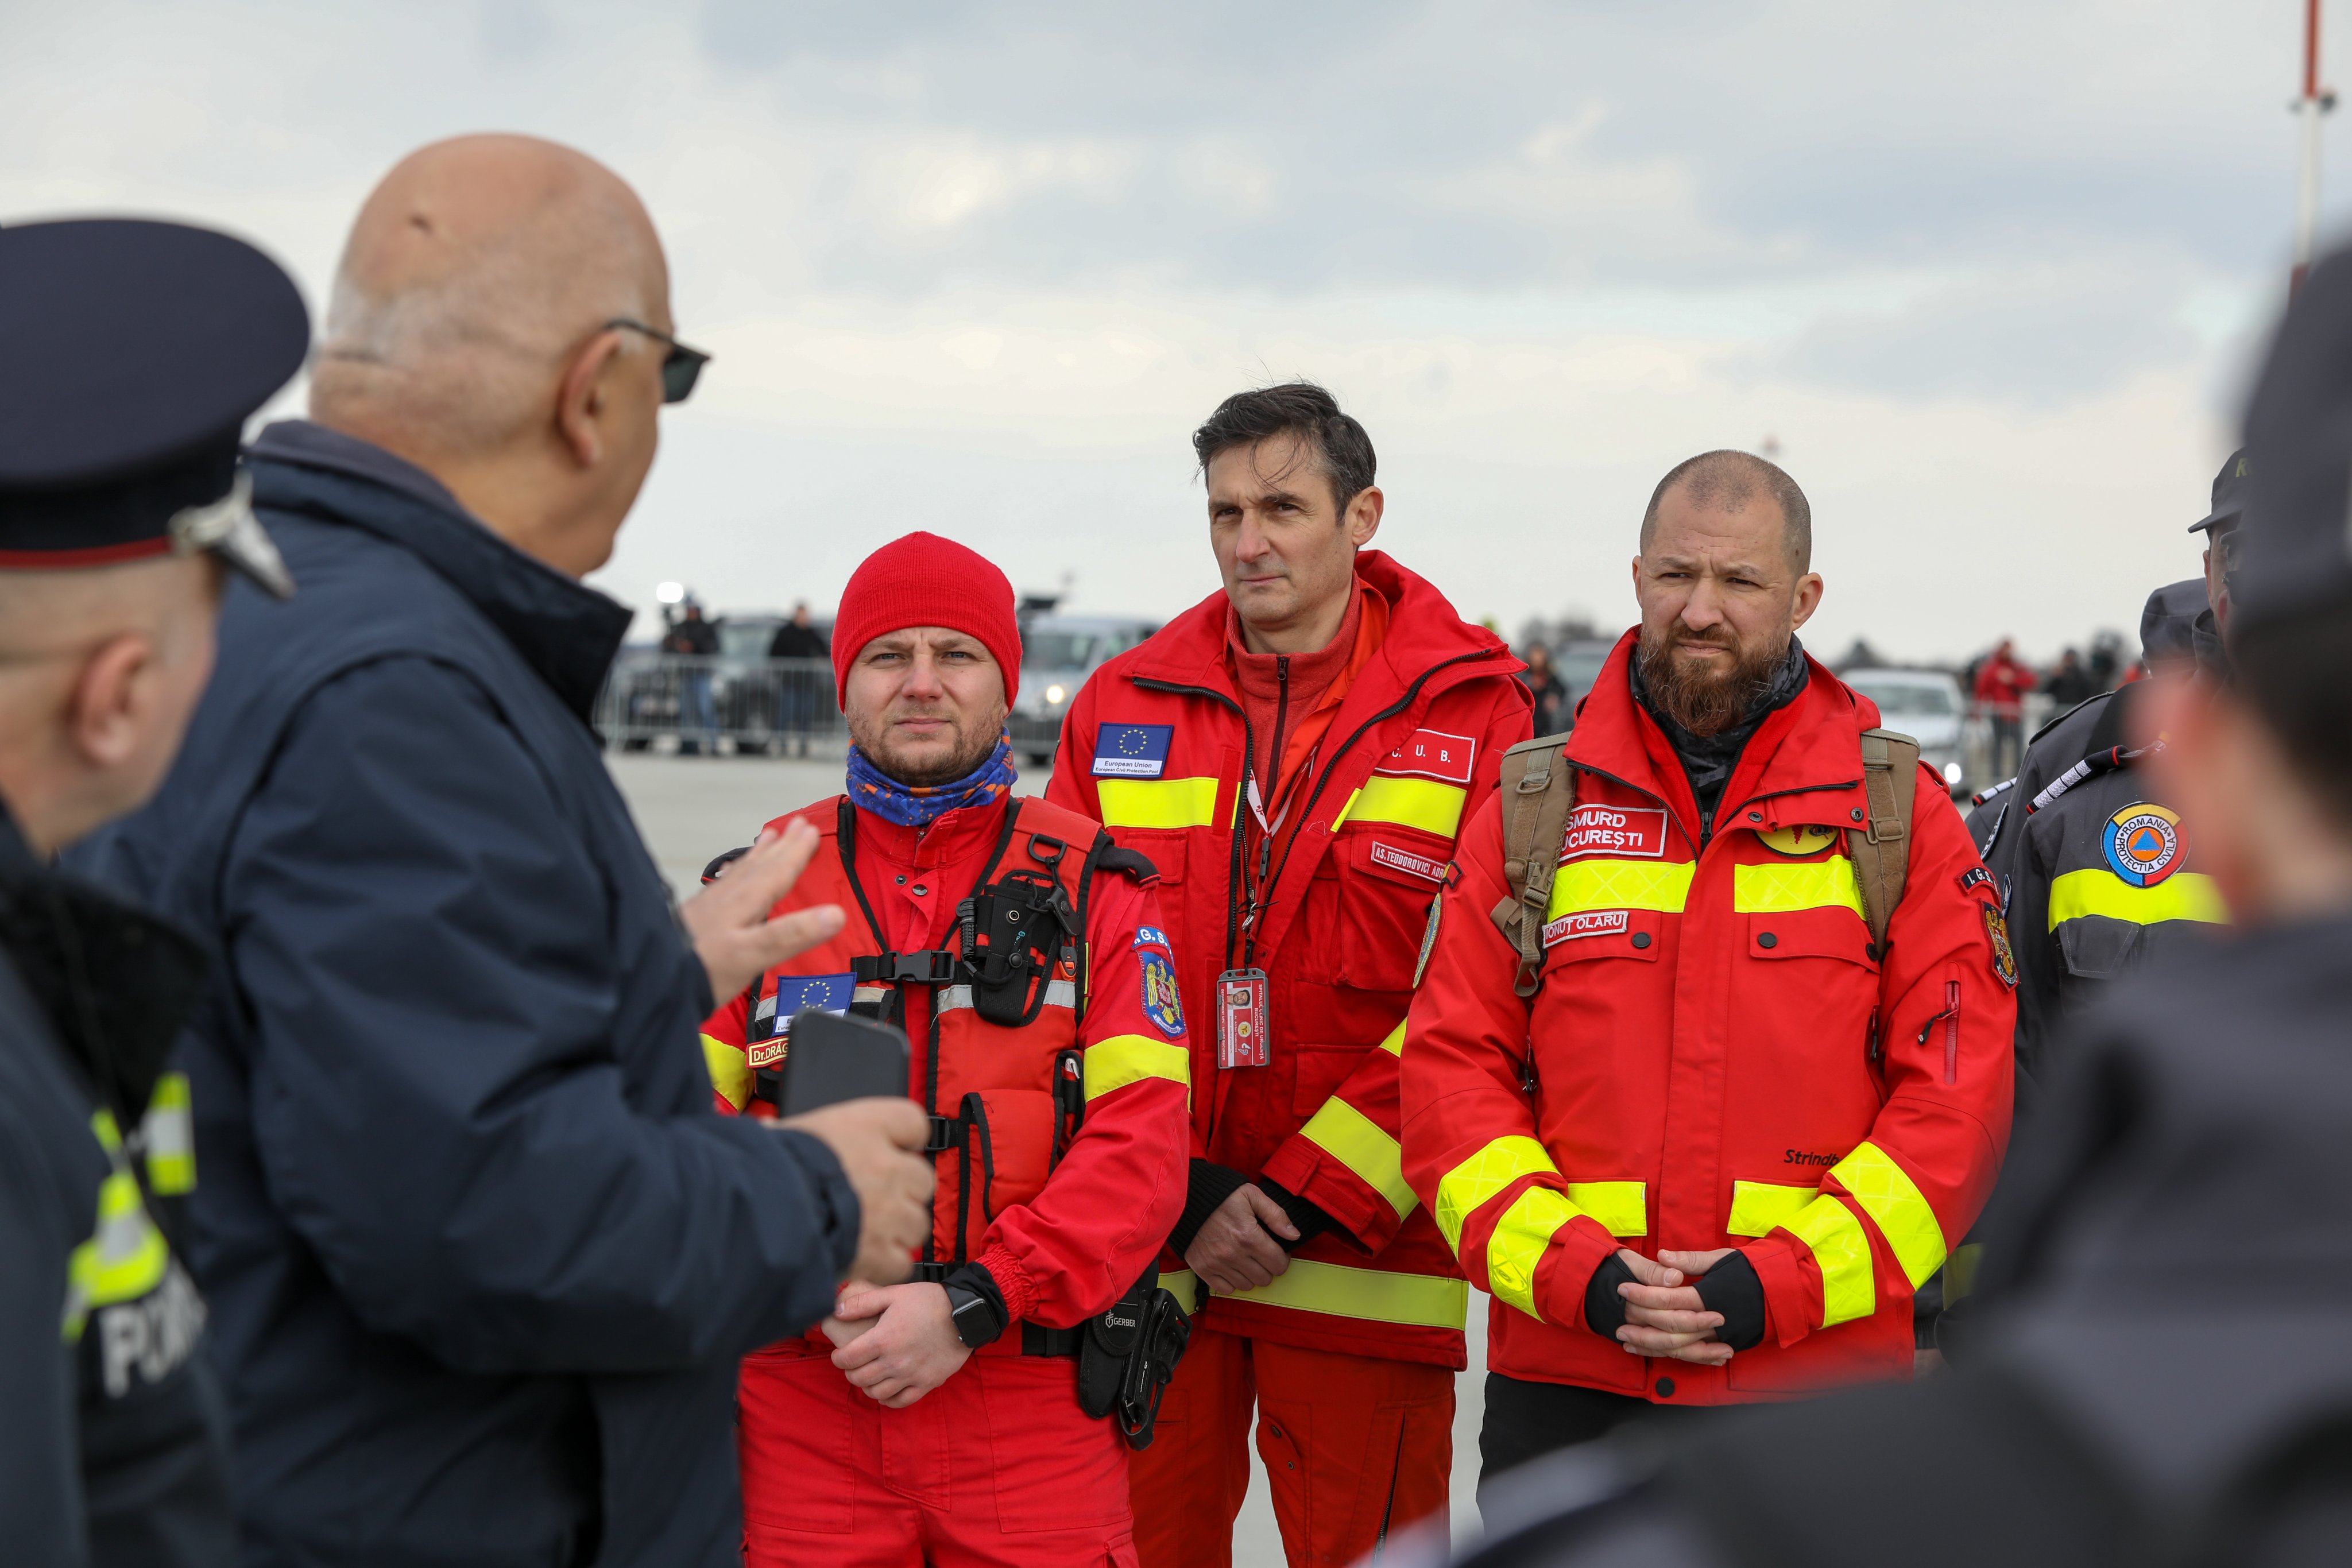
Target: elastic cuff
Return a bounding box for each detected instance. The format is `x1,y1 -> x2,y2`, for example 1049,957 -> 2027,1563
1254,1176 -> 1334,1250
1583,1252 -> 1636,1341
1695,1251 -> 1766,1352
1170,1160 -> 1250,1257
969,1245 -> 1037,1323
770,1126 -> 861,1280
1744,1236 -> 1819,1350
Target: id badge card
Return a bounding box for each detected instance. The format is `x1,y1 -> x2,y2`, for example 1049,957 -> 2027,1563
1216,968 -> 1270,1068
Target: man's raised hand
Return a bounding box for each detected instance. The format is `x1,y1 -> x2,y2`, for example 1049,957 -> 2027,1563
682,820 -> 845,1004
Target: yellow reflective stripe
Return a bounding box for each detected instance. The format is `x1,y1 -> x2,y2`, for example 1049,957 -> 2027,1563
1727,1180 -> 1818,1237
1732,857 -> 1866,917
1083,1033 -> 1190,1102
1220,1257 -> 1468,1330
1545,858 -> 1693,920
1434,1135 -> 1558,1252
1785,1194 -> 1875,1327
701,1033 -> 750,1112
2047,869 -> 2227,931
1487,1187 -> 1579,1318
1299,1097 -> 1416,1219
1831,1141 -> 1947,1288
142,1071 -> 195,1196
1378,1020 -> 1406,1057
1564,1180 -> 1647,1238
1099,776 -> 1225,830
1333,776 -> 1468,837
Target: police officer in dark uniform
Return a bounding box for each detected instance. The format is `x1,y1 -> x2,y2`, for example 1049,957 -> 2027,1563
1403,244 -> 2352,1568
0,218 -> 309,1565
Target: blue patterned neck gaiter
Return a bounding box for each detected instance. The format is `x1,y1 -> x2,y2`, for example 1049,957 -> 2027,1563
846,731 -> 1017,828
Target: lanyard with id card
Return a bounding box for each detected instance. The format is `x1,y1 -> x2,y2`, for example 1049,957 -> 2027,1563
1216,968 -> 1269,1068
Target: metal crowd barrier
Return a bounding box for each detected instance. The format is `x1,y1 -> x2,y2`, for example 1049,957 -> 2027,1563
594,653 -> 844,754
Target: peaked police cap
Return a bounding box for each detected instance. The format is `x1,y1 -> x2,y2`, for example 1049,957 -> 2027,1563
0,218 -> 310,597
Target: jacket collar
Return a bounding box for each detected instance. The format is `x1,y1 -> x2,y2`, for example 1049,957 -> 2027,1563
846,791 -> 1012,873
1128,549 -> 1517,704
1568,628 -> 1881,839
0,800 -> 211,1119
247,421 -> 634,722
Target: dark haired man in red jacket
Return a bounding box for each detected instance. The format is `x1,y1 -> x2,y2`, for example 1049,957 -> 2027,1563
1050,382 -> 1531,1567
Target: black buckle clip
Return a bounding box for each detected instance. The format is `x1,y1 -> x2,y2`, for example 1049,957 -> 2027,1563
855,950 -> 960,985
925,1113 -> 966,1153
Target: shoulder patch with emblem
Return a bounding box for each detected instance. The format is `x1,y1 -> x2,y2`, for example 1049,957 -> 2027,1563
1136,932 -> 1185,1037
1981,904 -> 2018,989
2103,803 -> 2184,887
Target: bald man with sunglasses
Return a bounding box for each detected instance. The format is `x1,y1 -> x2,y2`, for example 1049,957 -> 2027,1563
72,134 -> 933,1568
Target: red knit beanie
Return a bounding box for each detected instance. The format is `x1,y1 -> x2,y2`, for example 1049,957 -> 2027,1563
831,531 -> 1022,707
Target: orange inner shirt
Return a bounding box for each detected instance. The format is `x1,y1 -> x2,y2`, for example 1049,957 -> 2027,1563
1223,578 -> 1390,959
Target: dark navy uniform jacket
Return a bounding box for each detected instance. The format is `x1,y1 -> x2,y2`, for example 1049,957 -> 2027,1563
73,422 -> 860,1568
1,809 -> 235,1568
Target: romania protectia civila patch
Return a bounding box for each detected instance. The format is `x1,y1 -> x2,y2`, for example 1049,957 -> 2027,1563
2103,803 -> 2184,888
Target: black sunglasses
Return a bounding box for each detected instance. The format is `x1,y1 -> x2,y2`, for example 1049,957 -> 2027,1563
606,318 -> 711,404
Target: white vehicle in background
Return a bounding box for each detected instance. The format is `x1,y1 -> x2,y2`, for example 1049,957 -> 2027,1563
1841,667 -> 1969,796
1011,614 -> 1161,766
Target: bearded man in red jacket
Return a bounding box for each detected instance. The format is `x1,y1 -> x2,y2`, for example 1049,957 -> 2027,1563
1402,451 -> 2014,1492
1049,382 -> 1533,1567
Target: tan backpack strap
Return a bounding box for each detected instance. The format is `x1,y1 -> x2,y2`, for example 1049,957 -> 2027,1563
1487,732 -> 1579,997
1845,727 -> 1920,959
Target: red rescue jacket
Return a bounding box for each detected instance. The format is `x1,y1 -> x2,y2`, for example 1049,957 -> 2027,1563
1047,552 -> 1532,1368
701,792 -> 1191,1341
1401,632 -> 2014,1403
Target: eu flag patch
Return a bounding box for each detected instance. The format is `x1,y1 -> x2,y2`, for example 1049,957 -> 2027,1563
755,971 -> 856,1041
1092,723 -> 1174,779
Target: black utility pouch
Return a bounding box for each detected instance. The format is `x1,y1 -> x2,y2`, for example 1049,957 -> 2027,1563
1115,1280 -> 1192,1450
959,837 -> 1077,1028
1076,1269 -> 1148,1420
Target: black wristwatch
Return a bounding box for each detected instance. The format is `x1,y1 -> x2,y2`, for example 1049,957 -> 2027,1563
943,1283 -> 1007,1349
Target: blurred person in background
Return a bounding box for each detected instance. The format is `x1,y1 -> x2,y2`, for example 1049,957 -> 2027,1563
663,598 -> 722,754
1402,451 -> 2013,1493
1050,382 -> 1533,1568
70,135 -> 933,1568
1972,638 -> 2036,779
768,598 -> 830,754
1521,642 -> 1569,734
0,217 -> 308,1568
699,532 -> 1191,1568
2040,648 -> 2095,710
1432,246 -> 2352,1568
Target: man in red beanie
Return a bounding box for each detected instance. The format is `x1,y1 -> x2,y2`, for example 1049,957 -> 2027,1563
701,531 -> 1196,1568
1049,385 -> 1533,1567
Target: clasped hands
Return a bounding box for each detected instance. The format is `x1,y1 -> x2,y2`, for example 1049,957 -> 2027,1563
1608,1246 -> 1740,1366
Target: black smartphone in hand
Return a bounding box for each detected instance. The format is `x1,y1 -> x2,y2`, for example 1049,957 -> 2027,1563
779,1011 -> 913,1117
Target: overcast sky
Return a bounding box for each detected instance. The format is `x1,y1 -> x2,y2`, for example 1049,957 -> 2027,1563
7,1 -> 2343,661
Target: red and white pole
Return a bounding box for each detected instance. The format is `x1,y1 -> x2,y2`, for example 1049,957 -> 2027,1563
2293,0 -> 2335,293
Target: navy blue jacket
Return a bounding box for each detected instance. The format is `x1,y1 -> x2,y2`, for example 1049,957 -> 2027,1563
74,423 -> 858,1568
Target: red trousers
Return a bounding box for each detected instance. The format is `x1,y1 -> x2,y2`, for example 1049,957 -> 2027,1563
1128,1328 -> 1453,1568
738,1347 -> 1140,1568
